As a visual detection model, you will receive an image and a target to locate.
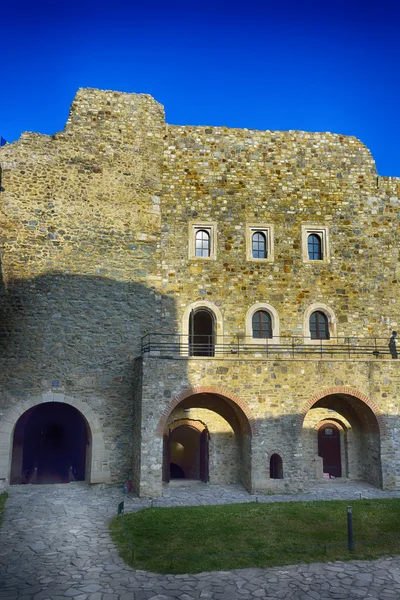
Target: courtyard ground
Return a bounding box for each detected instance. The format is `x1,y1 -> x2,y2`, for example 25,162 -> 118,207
2,482 -> 400,599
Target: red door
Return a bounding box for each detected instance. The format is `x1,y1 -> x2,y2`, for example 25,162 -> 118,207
199,429 -> 209,482
318,424 -> 341,478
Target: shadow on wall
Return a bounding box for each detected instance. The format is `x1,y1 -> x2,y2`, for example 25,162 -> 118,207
140,353 -> 395,494
0,271 -> 178,482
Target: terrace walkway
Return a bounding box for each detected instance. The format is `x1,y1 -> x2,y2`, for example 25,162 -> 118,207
1,482 -> 400,599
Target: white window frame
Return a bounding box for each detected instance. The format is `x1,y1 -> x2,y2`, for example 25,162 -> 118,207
246,224 -> 274,262
301,224 -> 330,263
188,222 -> 217,260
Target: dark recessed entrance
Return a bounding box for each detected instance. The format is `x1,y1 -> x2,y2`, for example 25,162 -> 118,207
163,424 -> 209,483
11,403 -> 89,485
318,423 -> 341,478
189,309 -> 215,356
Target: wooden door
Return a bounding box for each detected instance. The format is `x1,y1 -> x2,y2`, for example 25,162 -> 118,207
199,429 -> 209,482
162,432 -> 170,483
318,424 -> 341,478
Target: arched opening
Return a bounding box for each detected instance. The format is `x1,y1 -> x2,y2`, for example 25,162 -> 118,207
189,308 -> 215,356
10,403 -> 90,485
308,233 -> 322,260
310,311 -> 330,340
318,423 -> 341,478
252,231 -> 267,259
161,391 -> 253,490
195,229 -> 211,257
302,392 -> 382,487
165,424 -> 209,482
252,310 -> 272,339
269,454 -> 283,479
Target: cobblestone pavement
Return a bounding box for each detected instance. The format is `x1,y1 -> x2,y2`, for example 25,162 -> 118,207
2,482 -> 400,599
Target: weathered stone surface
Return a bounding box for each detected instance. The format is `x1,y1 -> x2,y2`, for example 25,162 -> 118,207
1,87 -> 400,497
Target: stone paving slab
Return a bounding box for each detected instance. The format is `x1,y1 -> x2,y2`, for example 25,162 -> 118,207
1,482 -> 400,599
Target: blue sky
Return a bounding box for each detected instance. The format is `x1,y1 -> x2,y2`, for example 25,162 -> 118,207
2,0 -> 400,175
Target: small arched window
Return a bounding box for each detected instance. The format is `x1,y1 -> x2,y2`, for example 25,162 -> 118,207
195,230 -> 210,257
270,454 -> 283,479
308,233 -> 322,260
252,232 -> 267,259
252,311 -> 272,339
310,311 -> 329,340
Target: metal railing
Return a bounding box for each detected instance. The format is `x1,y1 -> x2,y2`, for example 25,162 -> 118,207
141,333 -> 393,359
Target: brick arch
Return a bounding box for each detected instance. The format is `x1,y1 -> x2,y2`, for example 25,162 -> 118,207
0,392 -> 111,485
298,386 -> 386,435
156,385 -> 258,437
314,418 -> 349,432
267,449 -> 287,461
168,419 -> 207,434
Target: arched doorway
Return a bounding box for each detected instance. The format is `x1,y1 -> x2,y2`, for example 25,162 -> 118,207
189,309 -> 215,356
160,389 -> 254,491
165,423 -> 209,482
302,391 -> 382,487
10,403 -> 89,484
318,423 -> 341,478
270,454 -> 283,479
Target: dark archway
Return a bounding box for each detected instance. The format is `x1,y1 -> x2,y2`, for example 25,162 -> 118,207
11,403 -> 89,484
189,309 -> 215,356
165,424 -> 209,482
269,454 -> 283,479
161,390 -> 253,490
318,423 -> 341,478
302,391 -> 382,487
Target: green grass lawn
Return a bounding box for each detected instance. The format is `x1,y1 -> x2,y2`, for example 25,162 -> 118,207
109,499 -> 400,574
0,492 -> 7,527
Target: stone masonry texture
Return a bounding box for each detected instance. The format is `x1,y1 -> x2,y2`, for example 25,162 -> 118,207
1,87 -> 400,496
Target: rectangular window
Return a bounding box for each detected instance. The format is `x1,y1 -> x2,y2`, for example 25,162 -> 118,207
301,225 -> 330,263
246,224 -> 274,262
189,222 -> 217,260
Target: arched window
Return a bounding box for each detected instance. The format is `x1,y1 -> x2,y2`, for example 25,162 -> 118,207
252,311 -> 272,339
270,454 -> 283,479
307,233 -> 322,260
252,232 -> 267,259
310,311 -> 329,340
195,230 -> 210,257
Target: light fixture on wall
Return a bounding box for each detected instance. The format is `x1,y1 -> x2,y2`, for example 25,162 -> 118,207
183,408 -> 190,413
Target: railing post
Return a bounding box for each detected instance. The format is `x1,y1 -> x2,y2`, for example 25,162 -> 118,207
292,337 -> 295,358
347,337 -> 350,358
347,506 -> 354,552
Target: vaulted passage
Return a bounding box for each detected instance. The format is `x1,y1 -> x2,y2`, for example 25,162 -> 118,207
11,403 -> 89,485
167,425 -> 209,482
302,393 -> 382,487
162,392 -> 252,490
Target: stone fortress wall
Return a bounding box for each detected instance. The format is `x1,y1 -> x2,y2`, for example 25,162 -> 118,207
0,89 -> 167,484
1,88 -> 400,495
161,123 -> 400,339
